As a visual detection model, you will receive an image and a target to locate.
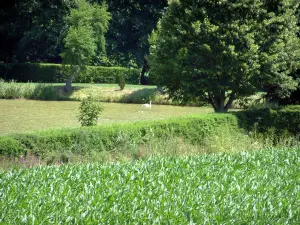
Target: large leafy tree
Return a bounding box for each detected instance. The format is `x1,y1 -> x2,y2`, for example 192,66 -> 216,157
102,0 -> 168,84
0,0 -> 70,63
0,0 -> 167,81
103,0 -> 167,66
61,0 -> 110,92
149,0 -> 300,112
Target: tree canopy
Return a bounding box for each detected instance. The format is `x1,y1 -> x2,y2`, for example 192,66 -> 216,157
149,0 -> 300,112
60,0 -> 111,92
0,0 -> 167,68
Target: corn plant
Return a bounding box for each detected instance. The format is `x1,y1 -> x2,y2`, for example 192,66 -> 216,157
1,148 -> 300,224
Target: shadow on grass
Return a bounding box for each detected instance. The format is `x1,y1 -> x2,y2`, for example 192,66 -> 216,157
30,84 -> 86,101
119,88 -> 157,103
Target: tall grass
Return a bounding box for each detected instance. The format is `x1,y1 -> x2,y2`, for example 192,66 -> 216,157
1,123 -> 298,169
0,80 -> 62,100
0,80 -> 206,105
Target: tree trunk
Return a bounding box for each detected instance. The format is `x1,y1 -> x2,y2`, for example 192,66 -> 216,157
140,58 -> 149,85
209,91 -> 236,113
64,75 -> 73,93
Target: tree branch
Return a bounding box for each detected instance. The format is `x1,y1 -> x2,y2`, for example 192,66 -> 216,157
225,91 -> 236,111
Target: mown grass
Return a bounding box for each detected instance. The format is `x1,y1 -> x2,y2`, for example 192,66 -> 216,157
1,148 -> 299,224
0,99 -> 213,135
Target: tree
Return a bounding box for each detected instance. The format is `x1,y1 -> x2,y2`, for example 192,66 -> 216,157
149,0 -> 300,112
104,0 -> 167,66
60,0 -> 110,92
0,0 -> 70,63
97,0 -> 167,84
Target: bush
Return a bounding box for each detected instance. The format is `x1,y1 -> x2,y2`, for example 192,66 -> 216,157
235,105 -> 300,134
78,96 -> 104,126
117,73 -> 126,90
0,63 -> 141,84
0,63 -> 64,82
0,137 -> 24,157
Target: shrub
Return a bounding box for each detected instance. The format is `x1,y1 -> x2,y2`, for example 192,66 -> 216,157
235,105 -> 300,134
117,73 -> 126,90
0,63 -> 141,84
0,63 -> 64,82
77,96 -> 104,126
0,137 -> 24,157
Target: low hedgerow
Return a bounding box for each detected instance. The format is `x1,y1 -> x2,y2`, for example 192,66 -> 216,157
0,81 -> 63,100
235,105 -> 300,135
0,114 -> 238,157
0,137 -> 25,157
0,63 -> 140,84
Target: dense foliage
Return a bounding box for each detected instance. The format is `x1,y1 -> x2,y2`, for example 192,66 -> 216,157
0,137 -> 24,157
61,0 -> 111,92
236,105 -> 300,134
0,0 -> 167,68
1,148 -> 299,224
0,63 -> 140,84
0,0 -> 69,63
78,96 -> 104,127
149,0 -> 300,112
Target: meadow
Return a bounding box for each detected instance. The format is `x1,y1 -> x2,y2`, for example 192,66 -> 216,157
0,99 -> 213,135
1,148 -> 299,224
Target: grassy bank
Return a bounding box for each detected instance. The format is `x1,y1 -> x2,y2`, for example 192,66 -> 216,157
1,114 -> 237,157
0,81 -> 174,104
1,111 -> 299,169
1,148 -> 299,224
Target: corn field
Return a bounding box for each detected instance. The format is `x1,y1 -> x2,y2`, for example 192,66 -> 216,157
1,148 -> 300,224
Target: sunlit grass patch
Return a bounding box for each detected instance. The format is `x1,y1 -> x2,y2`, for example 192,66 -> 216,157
0,99 -> 213,135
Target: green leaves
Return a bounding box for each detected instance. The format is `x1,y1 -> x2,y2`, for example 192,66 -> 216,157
77,95 -> 103,127
61,0 -> 111,89
1,148 -> 300,223
149,0 -> 300,112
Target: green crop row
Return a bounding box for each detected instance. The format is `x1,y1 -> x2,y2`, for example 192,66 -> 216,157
0,63 -> 140,84
1,148 -> 299,224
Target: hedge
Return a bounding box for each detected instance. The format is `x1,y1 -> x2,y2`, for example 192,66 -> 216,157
0,114 -> 238,157
235,105 -> 300,134
1,106 -> 299,157
0,63 -> 141,84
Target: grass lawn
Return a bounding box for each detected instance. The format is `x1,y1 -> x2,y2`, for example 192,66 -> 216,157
0,99 -> 213,135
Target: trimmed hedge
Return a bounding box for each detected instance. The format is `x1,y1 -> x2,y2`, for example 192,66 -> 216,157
0,63 -> 141,84
1,106 -> 299,157
235,105 -> 300,134
0,114 -> 238,157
